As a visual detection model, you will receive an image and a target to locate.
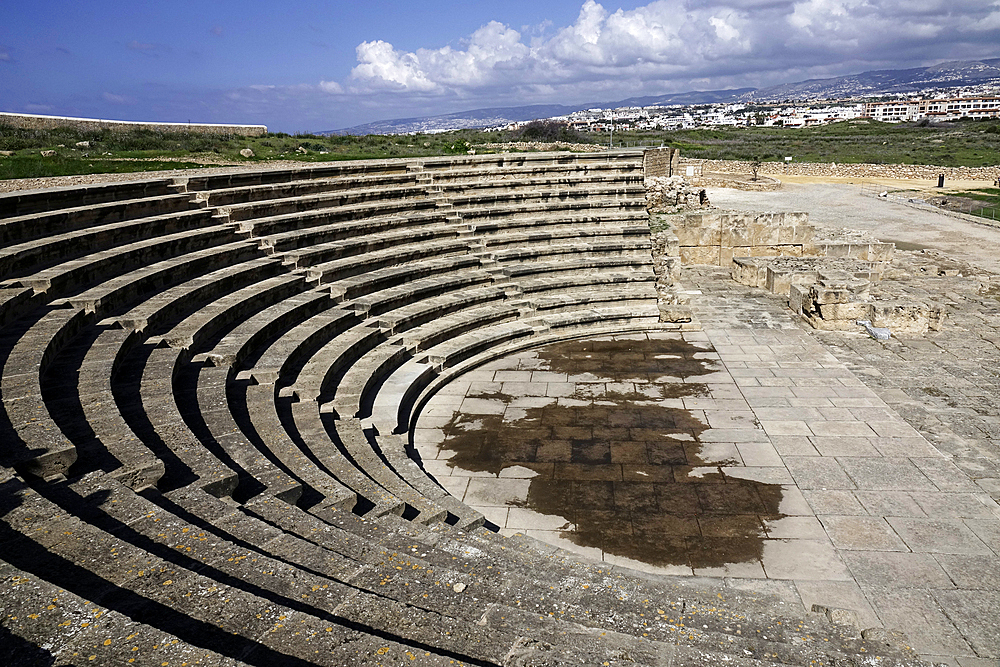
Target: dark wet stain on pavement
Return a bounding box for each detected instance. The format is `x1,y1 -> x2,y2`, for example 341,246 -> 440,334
421,336 -> 785,570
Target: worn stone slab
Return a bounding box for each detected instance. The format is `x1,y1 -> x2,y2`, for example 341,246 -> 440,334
886,517 -> 993,555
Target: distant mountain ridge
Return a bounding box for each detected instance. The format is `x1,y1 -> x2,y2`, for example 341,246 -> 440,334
324,58 -> 1000,135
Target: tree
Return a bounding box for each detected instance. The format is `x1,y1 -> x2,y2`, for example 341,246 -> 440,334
750,158 -> 762,182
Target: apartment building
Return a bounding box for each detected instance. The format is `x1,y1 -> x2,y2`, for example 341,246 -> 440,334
864,96 -> 1000,122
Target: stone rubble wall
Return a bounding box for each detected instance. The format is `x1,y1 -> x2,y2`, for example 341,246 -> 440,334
643,147 -> 681,178
681,158 -> 1000,182
692,174 -> 782,191
0,111 -> 267,137
645,175 -> 711,213
473,141 -> 605,153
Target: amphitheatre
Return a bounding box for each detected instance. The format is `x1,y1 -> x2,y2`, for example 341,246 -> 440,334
0,143 -> 999,667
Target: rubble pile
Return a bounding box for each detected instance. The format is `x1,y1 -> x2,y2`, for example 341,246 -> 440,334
645,175 -> 711,214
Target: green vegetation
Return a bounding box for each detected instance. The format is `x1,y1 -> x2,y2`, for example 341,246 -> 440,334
613,119 -> 1000,167
2,117 -> 999,181
0,125 -> 514,180
948,187 -> 1000,221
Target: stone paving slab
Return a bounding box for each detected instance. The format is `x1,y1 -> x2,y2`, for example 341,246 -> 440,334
412,267 -> 1000,663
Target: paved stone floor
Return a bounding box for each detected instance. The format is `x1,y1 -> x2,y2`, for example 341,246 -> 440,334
415,258 -> 1000,665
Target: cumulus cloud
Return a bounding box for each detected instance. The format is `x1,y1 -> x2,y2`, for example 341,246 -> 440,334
336,0 -> 999,105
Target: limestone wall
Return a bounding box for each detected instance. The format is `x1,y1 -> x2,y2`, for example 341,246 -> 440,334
668,210 -> 816,266
681,158 -> 1000,182
0,111 -> 267,137
644,147 -> 680,178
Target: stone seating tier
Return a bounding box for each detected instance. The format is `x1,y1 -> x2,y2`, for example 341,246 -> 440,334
0,152 -> 929,666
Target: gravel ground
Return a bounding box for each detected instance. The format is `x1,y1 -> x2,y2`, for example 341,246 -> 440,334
708,181 -> 1000,274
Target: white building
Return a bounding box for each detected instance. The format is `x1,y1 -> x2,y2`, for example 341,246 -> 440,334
864,96 -> 1000,122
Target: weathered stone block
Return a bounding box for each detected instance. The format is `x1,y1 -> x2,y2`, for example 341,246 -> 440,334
788,283 -> 810,314
818,301 -> 872,321
680,245 -> 720,265
732,257 -> 765,286
673,213 -> 721,247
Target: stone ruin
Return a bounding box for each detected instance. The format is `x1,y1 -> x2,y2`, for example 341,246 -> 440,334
0,150 -> 934,666
649,194 -> 946,336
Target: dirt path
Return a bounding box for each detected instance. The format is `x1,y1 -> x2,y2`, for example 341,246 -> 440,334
708,181 -> 1000,274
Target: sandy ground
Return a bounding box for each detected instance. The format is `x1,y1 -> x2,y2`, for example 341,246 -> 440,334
708,180 -> 1000,274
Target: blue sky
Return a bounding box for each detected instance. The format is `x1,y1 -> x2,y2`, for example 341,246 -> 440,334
2,0 -> 999,133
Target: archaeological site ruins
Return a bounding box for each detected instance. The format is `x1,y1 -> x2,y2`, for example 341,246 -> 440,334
0,147 -> 998,666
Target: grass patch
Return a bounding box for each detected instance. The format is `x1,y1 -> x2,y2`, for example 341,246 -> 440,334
3,116 -> 999,181
611,119 -> 1000,167
0,155 -> 208,179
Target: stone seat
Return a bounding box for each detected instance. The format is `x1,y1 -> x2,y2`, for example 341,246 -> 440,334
276,222 -> 464,271
64,239 -> 263,320
0,191 -> 198,246
159,273 -> 309,351
317,255 -> 484,301
475,222 -> 650,252
58,325 -> 164,492
0,178 -> 178,218
248,308 -> 362,384
1,306 -> 92,480
488,237 -> 652,266
455,198 -> 645,228
0,473 -> 488,666
445,185 -> 647,214
112,255 -> 289,335
516,269 -> 657,295
0,286 -> 40,329
48,472 -> 827,667
376,284 -> 510,335
527,283 -> 659,314
0,207 -> 218,282
241,382 -> 363,517
345,271 -> 497,319
405,158 -> 644,185
220,183 -> 431,223
436,179 -> 646,205
203,290 -> 333,369
466,208 -> 649,235
499,254 -> 655,281
251,206 -> 449,257
289,401 -> 442,523
431,170 -> 644,193
315,346 -> 487,530
0,555 -> 240,666
461,205 -> 648,232
138,346 -> 239,497
194,365 -> 304,503
6,223 -> 246,300
285,396 -> 409,518
195,171 -> 420,207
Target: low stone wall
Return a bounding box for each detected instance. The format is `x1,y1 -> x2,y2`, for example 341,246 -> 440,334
644,147 -> 680,178
693,174 -> 781,191
668,210 -> 816,266
0,111 -> 267,137
681,158 -> 1000,182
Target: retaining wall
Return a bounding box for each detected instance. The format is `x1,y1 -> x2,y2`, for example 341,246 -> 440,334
682,158 -> 1000,182
0,111 -> 267,136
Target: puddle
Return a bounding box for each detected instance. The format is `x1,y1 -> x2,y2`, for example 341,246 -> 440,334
883,239 -> 931,252
415,335 -> 785,569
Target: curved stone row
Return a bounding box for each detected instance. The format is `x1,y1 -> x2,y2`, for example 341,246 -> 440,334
0,153 -> 926,666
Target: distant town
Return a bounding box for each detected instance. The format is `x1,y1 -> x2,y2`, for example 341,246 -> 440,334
495,83 -> 1000,134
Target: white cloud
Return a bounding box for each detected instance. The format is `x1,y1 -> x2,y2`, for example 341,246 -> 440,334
102,92 -> 133,105
199,0 -> 1000,129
